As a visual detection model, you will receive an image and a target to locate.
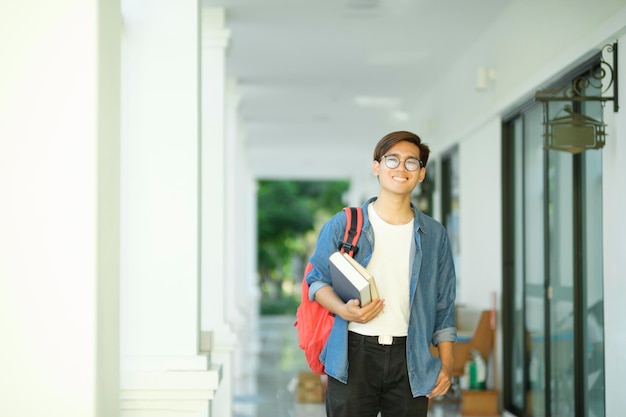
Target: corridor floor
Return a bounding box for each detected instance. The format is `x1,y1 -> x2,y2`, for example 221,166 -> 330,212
233,315 -> 496,417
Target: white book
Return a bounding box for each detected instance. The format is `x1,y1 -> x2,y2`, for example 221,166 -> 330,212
328,251 -> 379,307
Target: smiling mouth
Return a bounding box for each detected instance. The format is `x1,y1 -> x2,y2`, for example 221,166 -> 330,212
392,176 -> 408,182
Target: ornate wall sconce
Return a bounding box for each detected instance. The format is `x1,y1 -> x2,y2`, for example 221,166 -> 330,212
545,106 -> 606,153
535,42 -> 618,153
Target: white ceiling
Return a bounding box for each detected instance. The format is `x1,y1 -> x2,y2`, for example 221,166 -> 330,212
205,0 -> 512,179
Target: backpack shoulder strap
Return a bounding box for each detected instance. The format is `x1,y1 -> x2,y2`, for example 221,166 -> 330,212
338,206 -> 363,257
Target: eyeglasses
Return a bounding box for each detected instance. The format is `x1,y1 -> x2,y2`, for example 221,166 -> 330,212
380,154 -> 423,171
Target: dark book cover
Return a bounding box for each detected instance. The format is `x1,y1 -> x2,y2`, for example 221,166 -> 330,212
328,251 -> 373,306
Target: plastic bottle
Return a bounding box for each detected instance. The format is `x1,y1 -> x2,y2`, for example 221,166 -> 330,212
473,350 -> 487,390
466,349 -> 486,390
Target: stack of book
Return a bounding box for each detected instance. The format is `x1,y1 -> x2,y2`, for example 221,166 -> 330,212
328,251 -> 379,306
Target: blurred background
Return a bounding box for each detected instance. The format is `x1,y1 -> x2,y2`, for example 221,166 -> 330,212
2,1 -> 626,417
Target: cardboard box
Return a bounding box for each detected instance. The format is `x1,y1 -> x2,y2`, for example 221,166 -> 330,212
461,389 -> 499,416
296,372 -> 325,403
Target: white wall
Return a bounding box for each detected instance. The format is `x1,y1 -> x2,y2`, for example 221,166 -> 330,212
457,119 -> 502,310
0,0 -> 121,415
601,31 -> 626,417
425,0 -> 626,154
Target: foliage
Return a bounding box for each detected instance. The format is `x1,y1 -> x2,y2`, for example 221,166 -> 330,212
259,294 -> 301,315
257,180 -> 349,314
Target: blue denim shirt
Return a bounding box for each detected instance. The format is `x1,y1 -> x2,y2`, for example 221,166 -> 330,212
306,197 -> 457,397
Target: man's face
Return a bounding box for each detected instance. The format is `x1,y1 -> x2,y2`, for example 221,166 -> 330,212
372,141 -> 425,194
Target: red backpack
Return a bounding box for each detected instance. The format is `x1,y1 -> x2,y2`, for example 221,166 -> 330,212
294,206 -> 364,374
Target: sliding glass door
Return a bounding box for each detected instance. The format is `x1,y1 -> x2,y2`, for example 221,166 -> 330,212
502,67 -> 605,417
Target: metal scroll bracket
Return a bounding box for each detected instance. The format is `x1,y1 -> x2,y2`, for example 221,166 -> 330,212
534,42 -> 618,153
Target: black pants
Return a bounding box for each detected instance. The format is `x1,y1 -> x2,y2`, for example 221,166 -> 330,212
325,332 -> 429,417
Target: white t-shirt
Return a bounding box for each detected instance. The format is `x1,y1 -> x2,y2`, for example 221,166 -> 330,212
348,203 -> 413,337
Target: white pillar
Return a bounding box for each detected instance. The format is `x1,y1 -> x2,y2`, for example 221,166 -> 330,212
199,8 -> 237,417
225,78 -> 262,417
120,0 -> 220,415
97,2 -> 123,416
200,7 -> 230,330
0,1 -> 120,416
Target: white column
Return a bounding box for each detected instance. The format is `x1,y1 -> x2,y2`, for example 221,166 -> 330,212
199,8 -> 237,417
0,1 -> 120,416
97,2 -> 123,416
225,78 -> 263,417
200,7 -> 230,330
119,0 -> 219,415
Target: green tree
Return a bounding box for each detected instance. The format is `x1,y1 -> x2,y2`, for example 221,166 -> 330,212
257,180 -> 349,313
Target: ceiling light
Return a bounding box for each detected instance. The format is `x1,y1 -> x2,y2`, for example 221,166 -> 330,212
354,96 -> 401,108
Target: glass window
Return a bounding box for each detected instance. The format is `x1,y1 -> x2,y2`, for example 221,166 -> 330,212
502,63 -> 605,417
523,104 -> 547,417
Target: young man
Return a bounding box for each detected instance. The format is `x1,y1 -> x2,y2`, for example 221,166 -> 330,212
306,131 -> 457,417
